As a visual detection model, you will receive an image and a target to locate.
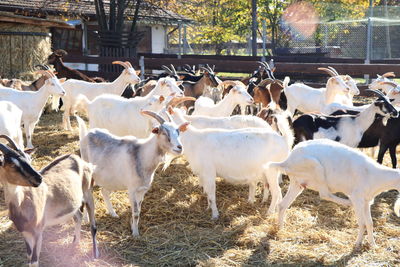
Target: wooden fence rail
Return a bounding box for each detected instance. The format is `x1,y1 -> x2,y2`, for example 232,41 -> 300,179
63,53 -> 400,92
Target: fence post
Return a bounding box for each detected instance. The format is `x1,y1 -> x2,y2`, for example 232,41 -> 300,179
364,0 -> 374,83
262,20 -> 266,61
139,56 -> 145,80
178,21 -> 182,59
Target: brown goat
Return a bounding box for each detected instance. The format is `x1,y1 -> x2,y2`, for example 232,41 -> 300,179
48,49 -> 102,82
0,76 -> 48,91
253,79 -> 287,109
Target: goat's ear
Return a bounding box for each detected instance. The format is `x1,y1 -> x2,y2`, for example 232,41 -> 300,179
179,122 -> 190,132
272,67 -> 276,73
24,148 -> 37,155
152,127 -> 160,134
167,106 -> 174,115
176,81 -> 183,86
135,70 -> 141,76
59,78 -> 67,83
159,95 -> 165,102
179,75 -> 185,80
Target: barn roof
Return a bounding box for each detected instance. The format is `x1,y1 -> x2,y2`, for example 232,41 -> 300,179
0,0 -> 193,25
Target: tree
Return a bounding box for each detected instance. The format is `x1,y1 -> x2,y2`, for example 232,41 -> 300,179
94,0 -> 144,56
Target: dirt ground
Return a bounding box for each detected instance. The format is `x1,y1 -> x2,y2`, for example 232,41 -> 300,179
1,110 -> 400,267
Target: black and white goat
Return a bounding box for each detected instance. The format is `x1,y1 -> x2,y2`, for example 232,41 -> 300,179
292,89 -> 398,147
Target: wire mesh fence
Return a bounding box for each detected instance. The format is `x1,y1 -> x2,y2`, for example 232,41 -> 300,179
167,5 -> 400,60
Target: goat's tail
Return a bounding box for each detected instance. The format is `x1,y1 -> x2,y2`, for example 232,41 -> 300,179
75,115 -> 88,141
74,94 -> 91,115
394,195 -> 400,217
283,76 -> 290,89
265,160 -> 288,177
274,113 -> 294,149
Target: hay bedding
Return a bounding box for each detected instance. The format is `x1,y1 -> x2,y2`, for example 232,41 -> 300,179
1,111 -> 400,267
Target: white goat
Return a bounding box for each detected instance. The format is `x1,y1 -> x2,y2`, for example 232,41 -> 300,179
0,136 -> 98,266
284,67 -> 359,115
171,114 -> 294,219
268,139 -> 400,248
0,101 -> 24,149
192,83 -> 253,116
75,77 -> 184,138
167,106 -> 273,130
77,111 -> 188,236
369,72 -> 396,94
0,70 -> 65,148
61,61 -> 141,131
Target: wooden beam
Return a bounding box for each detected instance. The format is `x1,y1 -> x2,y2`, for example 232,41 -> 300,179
0,15 -> 73,29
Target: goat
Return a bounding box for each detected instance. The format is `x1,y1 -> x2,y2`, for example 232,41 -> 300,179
0,70 -> 66,148
253,77 -> 289,110
192,83 -> 253,117
284,67 -> 359,115
0,136 -> 99,265
75,77 -> 184,138
0,101 -> 24,149
292,89 -> 398,147
167,105 -> 273,131
170,113 -> 294,219
77,111 -> 188,236
369,72 -> 396,94
48,49 -> 99,82
60,61 -> 141,131
182,65 -> 221,100
268,138 -> 400,248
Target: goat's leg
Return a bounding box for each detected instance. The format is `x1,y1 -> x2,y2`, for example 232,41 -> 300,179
201,171 -> 219,219
377,144 -> 389,165
26,122 -> 36,149
278,181 -> 304,229
72,204 -> 84,244
84,191 -> 99,258
240,104 -> 246,115
62,104 -> 73,131
128,188 -> 147,237
248,181 -> 257,203
28,231 -> 42,267
101,188 -> 118,218
23,231 -> 35,262
352,199 -> 366,248
363,201 -> 376,247
389,145 -> 397,169
264,167 -> 282,215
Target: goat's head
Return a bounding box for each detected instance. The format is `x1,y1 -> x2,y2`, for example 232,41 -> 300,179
229,84 -> 254,105
0,135 -> 42,187
318,67 -> 356,95
161,64 -> 180,80
201,64 -> 220,88
112,61 -> 141,85
36,70 -> 66,96
253,79 -> 274,107
367,89 -> 399,119
48,49 -> 67,64
369,72 -> 396,91
141,110 -> 188,155
157,77 -> 184,97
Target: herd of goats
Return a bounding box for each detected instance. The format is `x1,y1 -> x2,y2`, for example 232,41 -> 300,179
1,49 -> 400,265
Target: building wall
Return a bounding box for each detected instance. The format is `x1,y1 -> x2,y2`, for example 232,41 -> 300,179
151,25 -> 166,54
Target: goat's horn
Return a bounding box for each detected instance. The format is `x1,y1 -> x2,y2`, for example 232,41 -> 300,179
170,64 -> 177,75
34,64 -> 50,70
124,61 -> 133,68
112,61 -> 129,69
35,70 -> 53,78
206,64 -> 214,73
380,81 -> 398,87
161,65 -> 173,74
382,72 -> 395,78
327,66 -> 339,76
0,135 -> 19,150
365,89 -> 387,99
318,67 -> 337,77
141,110 -> 165,124
167,97 -> 196,108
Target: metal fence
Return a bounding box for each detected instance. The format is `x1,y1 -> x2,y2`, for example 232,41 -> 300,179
166,5 -> 400,60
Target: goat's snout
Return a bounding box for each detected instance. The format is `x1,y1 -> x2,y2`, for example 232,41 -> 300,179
391,109 -> 399,118
173,144 -> 183,154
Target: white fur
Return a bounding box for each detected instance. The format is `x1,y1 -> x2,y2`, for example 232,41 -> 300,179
172,116 -> 293,219
60,67 -> 141,130
268,139 -> 400,248
76,77 -> 182,138
0,77 -> 65,148
0,101 -> 24,149
192,84 -> 253,117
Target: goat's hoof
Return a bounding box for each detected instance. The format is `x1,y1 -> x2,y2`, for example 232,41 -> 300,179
248,199 -> 255,204
211,213 -> 219,220
109,212 -> 119,218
